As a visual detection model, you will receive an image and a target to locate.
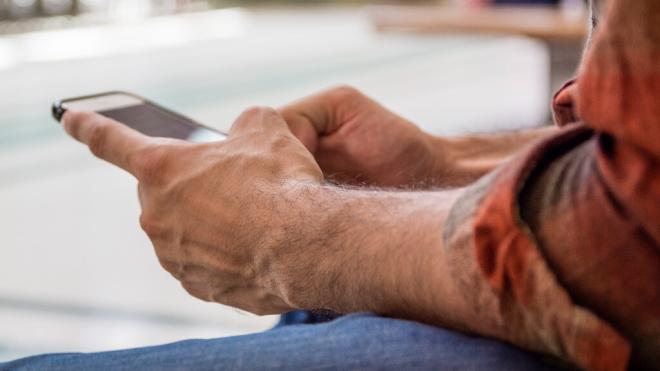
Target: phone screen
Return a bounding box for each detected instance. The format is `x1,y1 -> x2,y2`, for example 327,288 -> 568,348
58,93 -> 226,143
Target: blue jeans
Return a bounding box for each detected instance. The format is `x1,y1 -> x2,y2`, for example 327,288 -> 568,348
1,312 -> 553,370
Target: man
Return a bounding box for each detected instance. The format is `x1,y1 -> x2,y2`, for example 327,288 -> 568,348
2,0 -> 658,369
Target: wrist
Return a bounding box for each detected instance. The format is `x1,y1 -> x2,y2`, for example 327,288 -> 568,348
426,126 -> 558,187
438,135 -> 499,184
269,182 -> 359,310
424,135 -> 482,187
263,181 -> 339,309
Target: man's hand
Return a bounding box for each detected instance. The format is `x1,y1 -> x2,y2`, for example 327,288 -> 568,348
280,86 -> 558,188
60,105 -> 464,321
279,86 -> 444,188
62,107 -> 324,315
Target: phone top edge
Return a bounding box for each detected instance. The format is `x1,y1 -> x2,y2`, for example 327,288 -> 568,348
50,91 -> 228,138
58,91 -> 141,104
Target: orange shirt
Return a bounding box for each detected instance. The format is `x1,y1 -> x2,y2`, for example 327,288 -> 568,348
445,1 -> 660,370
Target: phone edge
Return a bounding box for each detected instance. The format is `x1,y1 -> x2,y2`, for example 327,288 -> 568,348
50,91 -> 227,137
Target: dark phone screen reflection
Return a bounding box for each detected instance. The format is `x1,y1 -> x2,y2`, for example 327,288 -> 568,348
100,104 -> 226,143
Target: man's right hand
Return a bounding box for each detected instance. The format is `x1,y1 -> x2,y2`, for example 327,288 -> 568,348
279,86 -> 446,188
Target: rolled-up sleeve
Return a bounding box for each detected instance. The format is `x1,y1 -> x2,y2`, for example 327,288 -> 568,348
443,127 -> 634,371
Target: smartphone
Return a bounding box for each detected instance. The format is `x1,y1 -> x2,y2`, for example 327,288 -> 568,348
52,91 -> 227,143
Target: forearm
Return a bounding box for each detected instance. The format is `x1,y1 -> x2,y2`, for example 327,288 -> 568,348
271,125 -> 554,329
429,125 -> 557,187
277,183 -> 469,328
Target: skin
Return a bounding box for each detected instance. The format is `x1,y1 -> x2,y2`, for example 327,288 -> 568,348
60,88 -> 555,323
278,85 -> 556,188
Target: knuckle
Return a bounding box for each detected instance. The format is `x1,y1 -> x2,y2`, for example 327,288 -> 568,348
181,283 -> 212,302
243,105 -> 274,116
233,106 -> 279,133
238,106 -> 262,121
139,212 -> 164,237
157,259 -> 179,275
238,106 -> 277,123
329,85 -> 361,101
159,259 -> 190,283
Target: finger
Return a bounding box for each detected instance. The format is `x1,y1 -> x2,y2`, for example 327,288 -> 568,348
278,99 -> 328,152
277,88 -> 339,135
62,110 -> 153,176
278,86 -> 364,152
229,106 -> 291,136
276,112 -> 319,153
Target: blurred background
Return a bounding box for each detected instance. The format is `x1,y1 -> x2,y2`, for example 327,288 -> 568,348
0,0 -> 587,362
